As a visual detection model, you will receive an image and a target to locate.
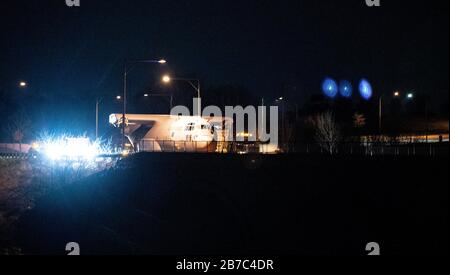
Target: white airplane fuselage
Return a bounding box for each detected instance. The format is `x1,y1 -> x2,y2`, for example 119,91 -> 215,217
109,114 -> 232,152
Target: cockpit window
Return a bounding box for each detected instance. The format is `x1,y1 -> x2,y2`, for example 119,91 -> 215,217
185,123 -> 195,131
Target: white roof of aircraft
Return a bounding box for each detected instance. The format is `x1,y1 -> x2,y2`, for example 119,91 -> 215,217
109,114 -> 233,126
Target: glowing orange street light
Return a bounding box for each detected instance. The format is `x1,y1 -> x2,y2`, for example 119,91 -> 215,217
162,75 -> 171,83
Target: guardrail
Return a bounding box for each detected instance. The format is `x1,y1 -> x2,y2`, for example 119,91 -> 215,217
0,152 -> 124,160
0,153 -> 32,159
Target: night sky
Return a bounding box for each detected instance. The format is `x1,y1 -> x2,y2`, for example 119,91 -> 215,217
0,0 -> 448,137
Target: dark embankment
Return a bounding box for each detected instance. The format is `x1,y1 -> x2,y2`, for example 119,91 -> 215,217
17,153 -> 448,255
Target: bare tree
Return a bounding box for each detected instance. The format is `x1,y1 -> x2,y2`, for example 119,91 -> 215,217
310,111 -> 341,155
4,111 -> 31,152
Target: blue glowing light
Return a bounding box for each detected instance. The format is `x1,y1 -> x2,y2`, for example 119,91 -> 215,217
322,78 -> 338,98
359,79 -> 373,100
339,80 -> 353,98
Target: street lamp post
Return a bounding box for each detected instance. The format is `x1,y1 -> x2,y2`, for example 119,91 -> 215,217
95,98 -> 102,140
122,59 -> 166,150
405,92 -> 429,142
162,75 -> 201,116
379,91 -> 402,135
378,95 -> 383,135
425,100 -> 429,143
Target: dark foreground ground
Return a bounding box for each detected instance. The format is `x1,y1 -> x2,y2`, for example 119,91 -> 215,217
16,153 -> 448,255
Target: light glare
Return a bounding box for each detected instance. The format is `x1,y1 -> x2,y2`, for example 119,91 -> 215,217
322,78 -> 338,98
339,80 -> 353,98
38,136 -> 112,162
359,79 -> 373,100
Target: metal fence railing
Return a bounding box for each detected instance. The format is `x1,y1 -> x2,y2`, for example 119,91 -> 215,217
136,140 -> 449,156
1,141 -> 447,158
281,141 -> 449,156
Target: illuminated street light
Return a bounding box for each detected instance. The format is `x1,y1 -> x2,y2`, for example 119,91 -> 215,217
407,93 -> 414,99
158,59 -> 167,64
394,91 -> 400,97
162,75 -> 171,83
19,81 -> 27,88
116,95 -> 122,100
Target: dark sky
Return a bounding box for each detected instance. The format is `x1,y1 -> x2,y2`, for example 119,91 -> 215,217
0,0 -> 448,135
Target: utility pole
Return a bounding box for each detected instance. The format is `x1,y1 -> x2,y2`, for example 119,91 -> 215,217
122,64 -> 128,150
95,98 -> 100,140
379,95 -> 383,135
425,99 -> 429,143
